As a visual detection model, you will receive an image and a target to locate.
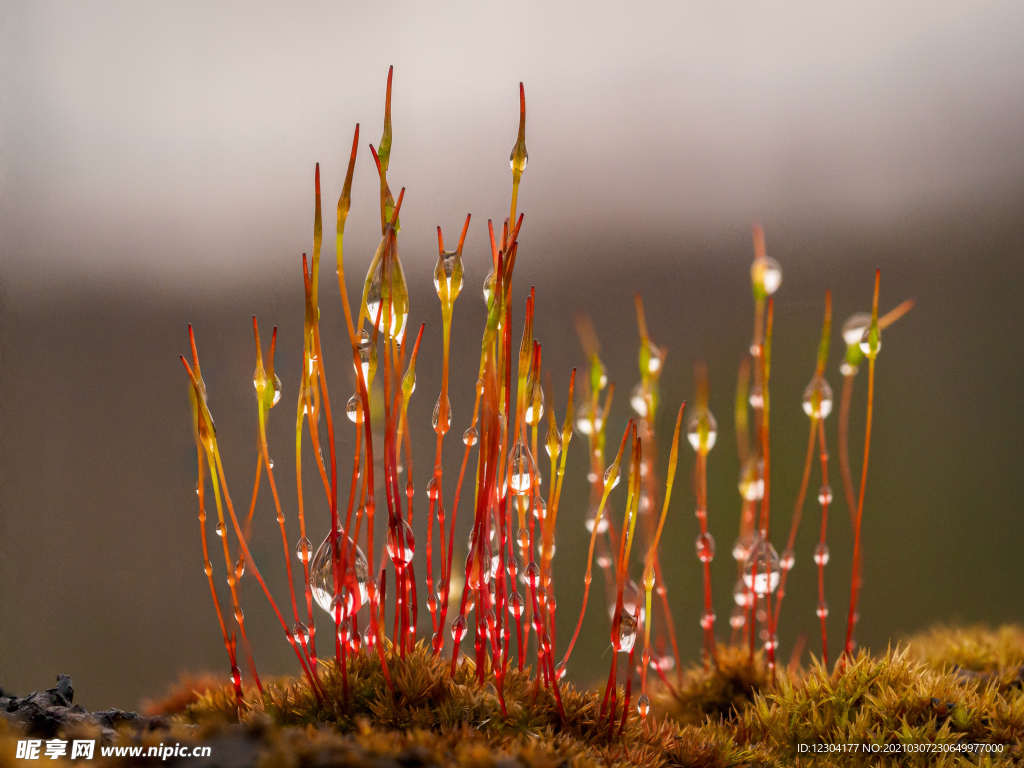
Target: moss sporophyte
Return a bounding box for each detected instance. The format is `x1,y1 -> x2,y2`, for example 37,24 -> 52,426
173,69 -> 1024,766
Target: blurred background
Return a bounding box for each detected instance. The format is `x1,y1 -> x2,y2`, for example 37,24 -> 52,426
1,1 -> 1023,710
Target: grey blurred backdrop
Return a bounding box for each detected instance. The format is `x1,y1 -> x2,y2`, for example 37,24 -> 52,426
1,1 -> 1023,710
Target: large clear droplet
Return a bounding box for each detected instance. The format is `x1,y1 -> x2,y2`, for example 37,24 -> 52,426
346,394 -> 363,424
271,374 -> 282,407
842,313 -> 872,347
603,463 -> 620,491
462,426 -> 478,446
507,443 -> 536,495
636,693 -> 650,718
386,518 -> 415,566
524,379 -> 545,425
802,375 -> 834,419
630,382 -> 649,418
617,610 -> 638,653
816,600 -> 829,618
686,409 -> 718,452
364,253 -> 410,344
780,547 -> 795,571
751,256 -> 782,296
738,457 -> 764,502
817,485 -> 833,506
743,538 -> 781,596
859,326 -> 881,357
451,615 -> 468,643
433,250 -> 464,302
508,591 -> 525,618
309,533 -> 369,619
482,270 -> 496,306
432,394 -> 451,435
293,621 -> 310,646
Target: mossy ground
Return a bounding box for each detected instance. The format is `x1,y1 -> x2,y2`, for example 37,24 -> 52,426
4,625 -> 1022,767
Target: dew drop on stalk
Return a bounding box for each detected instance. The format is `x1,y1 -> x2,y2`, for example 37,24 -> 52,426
234,607 -> 244,624
595,551 -> 612,568
647,342 -> 663,374
433,250 -> 464,300
780,547 -> 795,571
356,330 -> 371,382
431,632 -> 444,654
432,394 -> 451,435
386,518 -> 415,566
816,600 -> 829,619
482,270 -> 495,305
802,375 -> 834,419
516,528 -> 528,551
451,615 -> 468,643
859,326 -> 882,356
555,662 -> 567,679
817,485 -> 833,505
533,497 -> 546,521
234,555 -> 245,580
842,313 -> 872,347
524,561 -> 541,589
544,427 -> 561,458
508,590 -> 525,618
813,542 -> 830,566
574,402 -> 602,436
763,633 -> 779,652
617,610 -> 638,653
203,559 -> 213,577
730,605 -> 746,629
507,443 -> 536,495
267,458 -> 274,469
524,380 -> 545,425
309,533 -> 369,618
462,426 -> 478,446
751,255 -> 782,296
346,394 -> 363,424
293,621 -> 310,646
215,522 -> 226,538
748,383 -> 764,410
426,477 -> 439,501
696,532 -> 716,563
686,409 -> 718,452
743,538 -> 781,595
700,609 -> 716,630
271,375 -> 282,407
603,463 -> 621,491
630,382 -> 649,417
738,457 -> 765,502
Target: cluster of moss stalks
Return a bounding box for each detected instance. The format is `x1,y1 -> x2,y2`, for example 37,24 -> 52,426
3,625 -> 1016,767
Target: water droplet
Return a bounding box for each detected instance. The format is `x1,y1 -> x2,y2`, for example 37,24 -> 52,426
738,457 -> 765,502
364,253 -> 410,344
203,559 -> 213,577
524,561 -> 541,589
432,394 -> 451,435
686,409 -> 718,452
545,427 -> 562,458
751,255 -> 782,296
524,379 -> 545,425
462,426 -> 478,446
426,477 -> 439,501
267,458 -> 275,470
533,497 -> 547,521
508,591 -> 525,618
271,375 -> 282,407
636,694 -> 650,718
700,609 -> 716,630
763,633 -> 779,652
802,375 -> 834,419
451,615 -> 468,643
515,528 -> 529,552
780,547 -> 795,571
858,326 -> 881,357
817,485 -> 833,505
482,270 -> 496,305
743,538 -> 781,595
433,250 -> 464,302
234,555 -> 245,580
630,382 -> 649,417
346,394 -> 363,424
748,383 -> 764,410
696,532 -> 716,563
617,610 -> 638,653
431,632 -> 444,654
842,313 -> 871,347
733,578 -> 753,608
813,542 -> 830,566
595,551 -> 612,569
309,533 -> 369,619
730,605 -> 746,629
234,607 -> 244,624
507,443 -> 536,495
293,621 -> 310,646
215,522 -> 226,538
386,518 -> 415,566
603,463 -> 620,491
816,600 -> 829,619
840,361 -> 858,376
